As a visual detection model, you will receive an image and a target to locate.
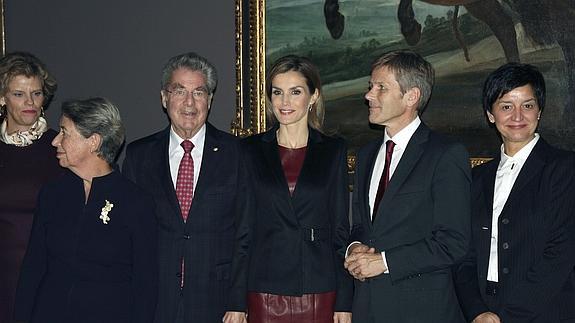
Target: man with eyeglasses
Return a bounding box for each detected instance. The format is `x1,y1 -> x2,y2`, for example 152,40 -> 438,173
123,52 -> 242,323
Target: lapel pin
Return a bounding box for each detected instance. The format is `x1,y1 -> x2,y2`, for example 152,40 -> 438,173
481,226 -> 489,230
213,147 -> 219,152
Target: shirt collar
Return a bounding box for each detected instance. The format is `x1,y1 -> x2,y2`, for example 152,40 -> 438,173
169,123 -> 206,155
499,133 -> 539,170
383,116 -> 421,149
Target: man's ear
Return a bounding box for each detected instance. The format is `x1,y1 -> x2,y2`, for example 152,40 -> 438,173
161,91 -> 168,109
404,87 -> 421,109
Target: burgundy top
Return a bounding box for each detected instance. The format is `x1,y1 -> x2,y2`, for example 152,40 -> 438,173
0,129 -> 63,322
278,145 -> 307,196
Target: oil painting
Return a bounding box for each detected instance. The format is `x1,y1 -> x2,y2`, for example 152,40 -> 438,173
235,0 -> 574,157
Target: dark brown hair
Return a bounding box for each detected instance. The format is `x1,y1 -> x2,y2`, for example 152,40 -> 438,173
266,55 -> 324,131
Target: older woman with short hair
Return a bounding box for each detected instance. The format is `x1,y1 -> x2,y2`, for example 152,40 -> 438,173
14,98 -> 158,323
0,52 -> 62,322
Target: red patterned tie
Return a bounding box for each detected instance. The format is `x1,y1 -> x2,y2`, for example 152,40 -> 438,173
176,140 -> 194,222
373,140 -> 395,222
176,140 -> 194,288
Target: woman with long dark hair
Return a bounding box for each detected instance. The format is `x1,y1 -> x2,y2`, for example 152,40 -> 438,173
224,55 -> 353,323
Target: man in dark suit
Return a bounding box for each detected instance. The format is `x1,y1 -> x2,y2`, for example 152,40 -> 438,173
454,63 -> 575,322
122,52 -> 241,323
344,50 -> 471,322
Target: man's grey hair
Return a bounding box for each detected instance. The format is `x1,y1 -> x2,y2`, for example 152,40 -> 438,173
61,97 -> 125,165
161,52 -> 218,94
372,50 -> 435,111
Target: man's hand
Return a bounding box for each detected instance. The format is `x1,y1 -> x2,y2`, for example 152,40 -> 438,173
472,312 -> 501,323
347,242 -> 370,256
344,247 -> 386,280
223,311 -> 247,323
333,311 -> 352,323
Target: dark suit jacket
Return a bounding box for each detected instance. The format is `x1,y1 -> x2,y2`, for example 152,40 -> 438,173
227,127 -> 353,312
122,123 -> 241,323
350,123 -> 470,323
454,138 -> 575,322
14,170 -> 158,323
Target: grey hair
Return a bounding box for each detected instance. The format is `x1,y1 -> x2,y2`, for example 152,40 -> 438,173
372,50 -> 435,111
161,52 -> 218,94
61,97 -> 125,165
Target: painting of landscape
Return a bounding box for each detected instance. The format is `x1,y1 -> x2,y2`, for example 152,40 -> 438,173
265,0 -> 575,157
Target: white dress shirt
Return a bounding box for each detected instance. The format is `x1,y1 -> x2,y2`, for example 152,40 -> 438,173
487,134 -> 539,282
347,117 -> 421,273
168,124 -> 206,193
369,116 -> 421,219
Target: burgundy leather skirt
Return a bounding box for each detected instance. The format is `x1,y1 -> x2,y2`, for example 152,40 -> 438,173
247,291 -> 336,323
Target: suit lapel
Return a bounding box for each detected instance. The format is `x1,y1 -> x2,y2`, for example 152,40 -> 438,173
261,128 -> 311,225
260,128 -> 292,197
376,124 -> 429,214
288,129 -> 325,219
193,123 -> 222,200
156,127 -> 183,221
292,129 -> 323,198
480,159 -> 498,218
361,139 -> 383,229
500,139 -> 546,216
260,128 -> 325,223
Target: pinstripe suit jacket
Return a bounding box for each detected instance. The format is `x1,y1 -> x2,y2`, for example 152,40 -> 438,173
455,138 -> 575,322
123,123 -> 242,323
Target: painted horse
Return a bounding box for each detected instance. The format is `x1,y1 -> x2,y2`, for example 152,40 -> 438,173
324,0 -> 519,62
324,0 -> 575,119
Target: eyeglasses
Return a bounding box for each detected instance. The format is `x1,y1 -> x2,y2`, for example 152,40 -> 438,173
165,87 -> 209,100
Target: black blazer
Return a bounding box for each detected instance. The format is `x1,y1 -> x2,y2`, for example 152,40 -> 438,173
227,127 -> 353,312
455,138 -> 575,322
350,123 -> 471,323
14,170 -> 158,323
122,123 -> 242,323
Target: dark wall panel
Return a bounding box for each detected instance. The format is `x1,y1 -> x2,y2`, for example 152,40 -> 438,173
5,0 -> 236,155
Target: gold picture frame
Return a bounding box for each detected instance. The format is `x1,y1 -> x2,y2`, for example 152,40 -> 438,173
1,0 -> 5,56
232,0 -> 265,138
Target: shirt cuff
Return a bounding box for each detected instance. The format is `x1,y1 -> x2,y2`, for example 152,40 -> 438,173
382,251 -> 389,274
345,241 -> 361,258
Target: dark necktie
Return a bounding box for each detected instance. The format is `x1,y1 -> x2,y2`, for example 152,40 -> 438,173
176,140 -> 194,287
373,140 -> 395,222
